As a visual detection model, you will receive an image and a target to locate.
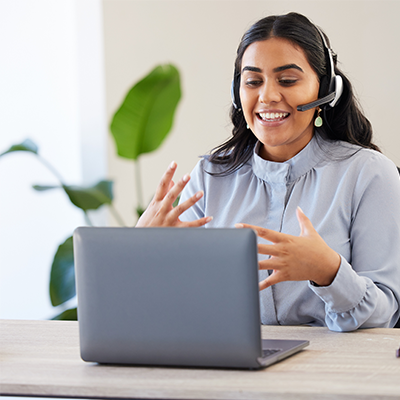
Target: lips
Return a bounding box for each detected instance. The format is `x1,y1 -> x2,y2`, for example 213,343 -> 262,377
257,112 -> 290,122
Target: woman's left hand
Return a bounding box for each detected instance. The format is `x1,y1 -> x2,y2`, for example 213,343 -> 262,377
236,207 -> 341,290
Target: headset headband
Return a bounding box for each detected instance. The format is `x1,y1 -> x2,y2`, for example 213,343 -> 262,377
296,26 -> 343,112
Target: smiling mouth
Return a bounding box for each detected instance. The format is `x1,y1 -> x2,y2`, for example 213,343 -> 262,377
257,112 -> 290,122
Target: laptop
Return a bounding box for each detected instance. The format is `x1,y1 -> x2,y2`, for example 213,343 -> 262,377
74,227 -> 309,369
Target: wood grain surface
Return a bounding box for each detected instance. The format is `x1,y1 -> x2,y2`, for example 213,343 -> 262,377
1,319 -> 399,399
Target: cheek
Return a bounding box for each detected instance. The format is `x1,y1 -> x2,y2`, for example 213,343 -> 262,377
290,85 -> 319,122
239,88 -> 256,116
239,87 -> 247,107
294,109 -> 315,128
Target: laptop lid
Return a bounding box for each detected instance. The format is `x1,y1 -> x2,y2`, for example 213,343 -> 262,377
74,227 -> 308,369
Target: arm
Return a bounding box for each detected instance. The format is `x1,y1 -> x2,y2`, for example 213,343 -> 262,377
238,157 -> 400,331
310,158 -> 400,331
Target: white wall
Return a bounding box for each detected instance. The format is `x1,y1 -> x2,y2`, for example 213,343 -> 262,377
0,0 -> 107,319
103,0 -> 400,226
1,0 -> 398,320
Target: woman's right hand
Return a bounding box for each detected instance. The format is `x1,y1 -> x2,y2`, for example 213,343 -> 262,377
136,161 -> 212,228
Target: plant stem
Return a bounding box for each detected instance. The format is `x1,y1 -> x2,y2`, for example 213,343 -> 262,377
135,158 -> 144,215
108,204 -> 126,227
36,151 -> 125,227
84,211 -> 94,226
36,154 -> 66,185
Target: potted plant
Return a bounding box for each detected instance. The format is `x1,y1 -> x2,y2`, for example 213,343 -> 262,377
0,64 -> 181,320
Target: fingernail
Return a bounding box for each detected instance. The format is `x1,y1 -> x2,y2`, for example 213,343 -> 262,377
169,161 -> 177,169
297,206 -> 304,213
206,216 -> 213,222
182,174 -> 190,182
195,190 -> 203,199
235,223 -> 244,228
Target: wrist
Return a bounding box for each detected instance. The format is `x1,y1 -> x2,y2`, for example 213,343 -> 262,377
311,252 -> 341,287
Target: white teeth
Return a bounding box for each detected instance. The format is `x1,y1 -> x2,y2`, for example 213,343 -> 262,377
259,112 -> 289,121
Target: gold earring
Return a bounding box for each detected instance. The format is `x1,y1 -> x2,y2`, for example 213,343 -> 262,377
314,108 -> 323,127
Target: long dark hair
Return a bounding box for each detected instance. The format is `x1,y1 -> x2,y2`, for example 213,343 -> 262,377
209,12 -> 380,175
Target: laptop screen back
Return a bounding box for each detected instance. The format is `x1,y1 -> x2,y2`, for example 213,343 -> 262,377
74,227 -> 262,368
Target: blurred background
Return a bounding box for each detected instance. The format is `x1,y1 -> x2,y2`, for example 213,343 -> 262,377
1,0 -> 399,320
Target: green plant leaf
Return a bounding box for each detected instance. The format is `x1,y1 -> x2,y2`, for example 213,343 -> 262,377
33,180 -> 114,211
110,64 -> 181,160
172,195 -> 180,208
136,206 -> 146,217
51,307 -> 77,321
33,185 -> 58,191
50,236 -> 75,307
63,180 -> 113,211
0,139 -> 38,157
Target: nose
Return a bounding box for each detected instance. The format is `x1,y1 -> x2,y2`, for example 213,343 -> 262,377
259,80 -> 282,104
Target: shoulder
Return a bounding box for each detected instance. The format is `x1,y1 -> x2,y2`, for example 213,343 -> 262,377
329,143 -> 400,204
348,147 -> 399,181
318,139 -> 399,179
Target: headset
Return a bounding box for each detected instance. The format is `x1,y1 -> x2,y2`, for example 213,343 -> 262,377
231,25 -> 343,113
297,26 -> 343,112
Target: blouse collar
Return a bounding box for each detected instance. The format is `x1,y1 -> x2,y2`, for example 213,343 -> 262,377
251,136 -> 325,183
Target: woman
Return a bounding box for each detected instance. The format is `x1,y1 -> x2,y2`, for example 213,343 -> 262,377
137,12 -> 400,331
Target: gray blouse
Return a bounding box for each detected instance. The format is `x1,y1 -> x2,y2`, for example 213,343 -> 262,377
179,136 -> 400,331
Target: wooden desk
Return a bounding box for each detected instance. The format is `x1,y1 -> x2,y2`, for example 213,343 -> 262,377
1,319 -> 399,399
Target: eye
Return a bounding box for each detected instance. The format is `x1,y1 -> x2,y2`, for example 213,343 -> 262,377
278,79 -> 298,86
244,79 -> 263,87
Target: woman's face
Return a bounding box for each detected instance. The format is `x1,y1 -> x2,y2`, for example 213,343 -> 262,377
239,37 -> 320,162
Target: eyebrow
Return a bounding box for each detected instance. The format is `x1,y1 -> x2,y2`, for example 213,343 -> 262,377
241,64 -> 304,74
273,64 -> 304,73
241,66 -> 262,73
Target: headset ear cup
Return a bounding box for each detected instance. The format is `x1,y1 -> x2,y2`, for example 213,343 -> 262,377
231,80 -> 238,109
318,75 -> 330,99
329,75 -> 343,108
231,76 -> 241,110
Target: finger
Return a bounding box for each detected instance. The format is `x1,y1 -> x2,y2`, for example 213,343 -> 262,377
161,173 -> 191,209
258,257 -> 282,270
296,206 -> 316,237
259,270 -> 283,290
235,223 -> 285,243
259,274 -> 281,291
170,190 -> 204,219
178,216 -> 213,228
258,243 -> 281,257
154,161 -> 178,201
